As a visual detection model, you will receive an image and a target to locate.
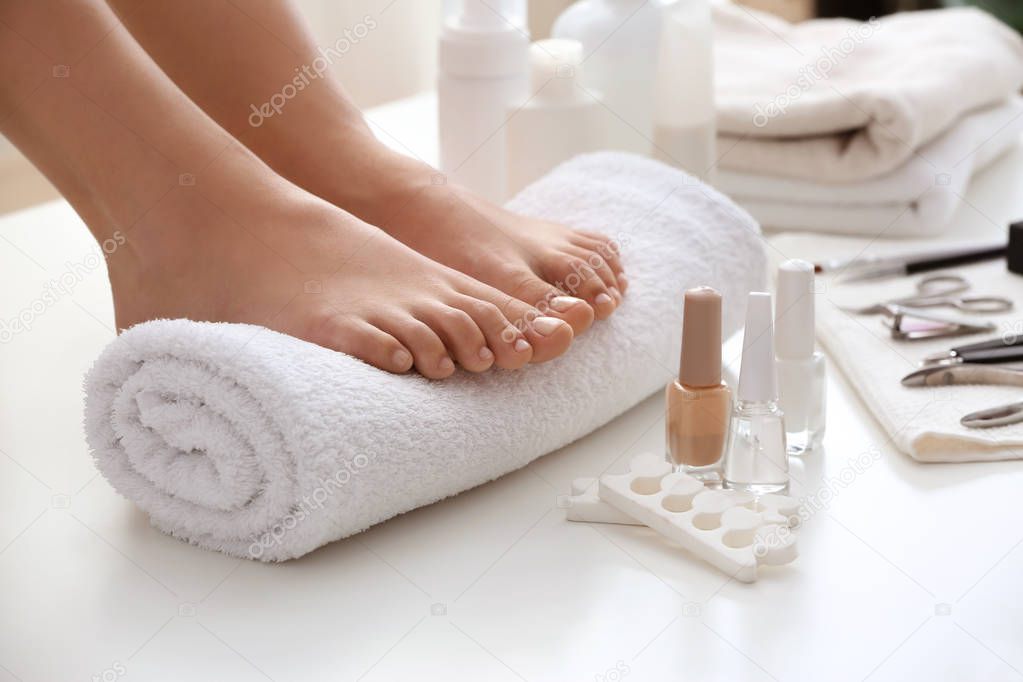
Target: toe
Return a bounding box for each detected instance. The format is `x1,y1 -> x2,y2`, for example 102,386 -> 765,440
573,233 -> 626,283
307,311 -> 413,373
571,246 -> 622,303
451,295 -> 533,370
500,296 -> 574,364
502,267 -> 593,336
417,304 -> 494,373
376,313 -> 456,379
544,256 -> 617,320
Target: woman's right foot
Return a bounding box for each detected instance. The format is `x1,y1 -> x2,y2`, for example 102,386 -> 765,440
107,146 -> 574,379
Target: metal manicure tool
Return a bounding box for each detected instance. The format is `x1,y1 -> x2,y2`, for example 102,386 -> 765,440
901,365 -> 1023,429
901,364 -> 1023,388
921,335 -> 1023,367
844,274 -> 1012,341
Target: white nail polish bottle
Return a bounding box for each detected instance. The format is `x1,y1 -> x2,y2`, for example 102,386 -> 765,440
775,259 -> 827,456
723,292 -> 788,495
438,0 -> 529,202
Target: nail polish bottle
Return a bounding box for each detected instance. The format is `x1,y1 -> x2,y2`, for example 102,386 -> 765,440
665,287 -> 731,484
723,292 -> 788,495
775,259 -> 827,455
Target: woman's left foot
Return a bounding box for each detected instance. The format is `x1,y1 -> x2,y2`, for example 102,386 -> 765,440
313,140 -> 627,338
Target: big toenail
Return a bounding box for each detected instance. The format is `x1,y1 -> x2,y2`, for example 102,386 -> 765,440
393,350 -> 412,369
514,339 -> 530,352
595,293 -> 614,307
439,357 -> 455,373
550,296 -> 584,312
532,316 -> 567,336
479,347 -> 494,361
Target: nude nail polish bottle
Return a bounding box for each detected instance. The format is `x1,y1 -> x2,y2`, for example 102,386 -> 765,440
775,259 -> 826,455
665,286 -> 731,485
723,292 -> 788,495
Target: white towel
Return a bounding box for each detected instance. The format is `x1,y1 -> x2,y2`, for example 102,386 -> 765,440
771,232 -> 1023,462
84,152 -> 767,561
714,2 -> 1023,183
715,99 -> 1023,237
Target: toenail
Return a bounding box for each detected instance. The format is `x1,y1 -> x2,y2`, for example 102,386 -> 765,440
550,296 -> 584,312
595,293 -> 614,307
617,275 -> 628,290
478,347 -> 494,361
439,357 -> 455,373
532,316 -> 567,336
393,350 -> 412,370
514,338 -> 530,352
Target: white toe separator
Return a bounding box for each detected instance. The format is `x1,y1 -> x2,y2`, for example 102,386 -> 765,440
567,454 -> 800,582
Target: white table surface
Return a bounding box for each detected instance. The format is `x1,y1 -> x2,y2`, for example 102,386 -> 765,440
2,93 -> 1023,682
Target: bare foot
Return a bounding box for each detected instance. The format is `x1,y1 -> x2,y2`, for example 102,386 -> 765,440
108,147 -> 573,379
376,181 -> 628,333
275,132 -> 627,337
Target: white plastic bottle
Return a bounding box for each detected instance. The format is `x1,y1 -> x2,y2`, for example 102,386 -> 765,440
775,259 -> 827,455
438,0 -> 529,202
551,0 -> 666,156
653,0 -> 716,182
506,39 -> 603,195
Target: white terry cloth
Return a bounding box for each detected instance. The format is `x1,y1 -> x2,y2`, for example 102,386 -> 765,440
713,2 -> 1023,183
84,152 -> 767,561
771,233 -> 1023,463
715,99 -> 1023,237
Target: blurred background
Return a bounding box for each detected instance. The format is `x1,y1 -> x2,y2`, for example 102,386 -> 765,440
1,0 -> 1019,215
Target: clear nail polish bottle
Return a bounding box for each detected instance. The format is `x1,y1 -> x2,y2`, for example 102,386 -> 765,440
775,259 -> 826,455
723,292 -> 788,495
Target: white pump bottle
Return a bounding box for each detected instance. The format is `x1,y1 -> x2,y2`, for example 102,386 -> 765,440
551,0 -> 667,156
506,39 -> 604,195
437,0 -> 529,202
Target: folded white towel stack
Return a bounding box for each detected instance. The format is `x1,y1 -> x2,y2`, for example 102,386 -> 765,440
716,98 -> 1023,237
84,152 -> 767,561
710,2 -> 1023,236
714,3 -> 1023,183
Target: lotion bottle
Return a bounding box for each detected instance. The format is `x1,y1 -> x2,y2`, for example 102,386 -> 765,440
438,0 -> 529,202
723,292 -> 788,495
775,259 -> 826,455
653,0 -> 717,182
665,286 -> 732,485
506,39 -> 603,195
551,0 -> 666,155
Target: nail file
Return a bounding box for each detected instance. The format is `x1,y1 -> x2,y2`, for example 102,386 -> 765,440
571,454 -> 800,582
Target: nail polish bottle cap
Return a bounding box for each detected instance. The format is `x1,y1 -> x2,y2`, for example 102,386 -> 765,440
738,291 -> 778,402
775,259 -> 815,360
679,286 -> 722,388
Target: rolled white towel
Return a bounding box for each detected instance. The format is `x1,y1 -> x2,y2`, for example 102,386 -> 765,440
84,152 -> 766,561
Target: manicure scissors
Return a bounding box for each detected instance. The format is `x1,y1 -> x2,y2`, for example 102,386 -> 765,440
849,274 -> 1013,315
